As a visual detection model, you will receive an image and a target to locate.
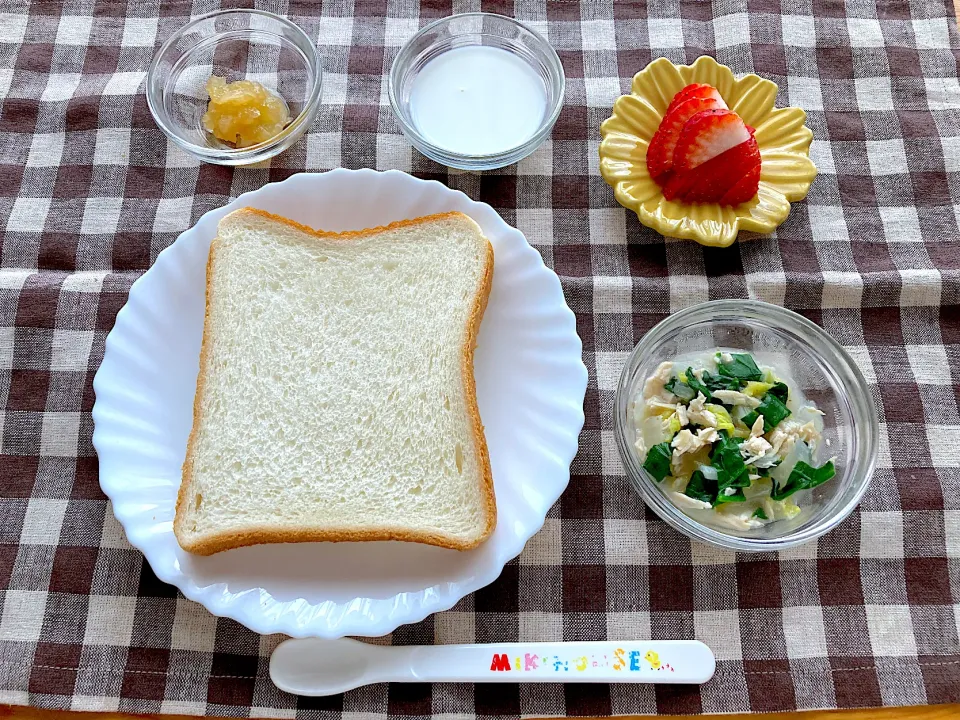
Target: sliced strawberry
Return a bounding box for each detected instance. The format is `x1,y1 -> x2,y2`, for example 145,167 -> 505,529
719,164 -> 761,205
665,84 -> 727,116
673,109 -> 752,172
677,136 -> 760,204
662,167 -> 697,201
668,84 -> 706,107
647,97 -> 726,183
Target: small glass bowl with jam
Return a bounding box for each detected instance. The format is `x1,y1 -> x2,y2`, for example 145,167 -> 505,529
147,10 -> 322,166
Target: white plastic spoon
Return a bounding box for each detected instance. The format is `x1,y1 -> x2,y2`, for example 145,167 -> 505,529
270,637 -> 715,696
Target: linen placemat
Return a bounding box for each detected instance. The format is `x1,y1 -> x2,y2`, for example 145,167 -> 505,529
1,0 -> 959,715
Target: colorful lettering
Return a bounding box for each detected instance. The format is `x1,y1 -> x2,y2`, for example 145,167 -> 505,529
494,647 -> 682,675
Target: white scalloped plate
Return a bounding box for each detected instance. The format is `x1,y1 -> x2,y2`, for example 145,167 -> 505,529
92,169 -> 587,638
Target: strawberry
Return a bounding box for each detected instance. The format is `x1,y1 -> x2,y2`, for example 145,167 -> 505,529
667,84 -> 704,108
672,109 -> 752,172
675,135 -> 760,204
646,96 -> 727,183
665,84 -> 727,115
719,164 -> 761,205
662,165 -> 697,201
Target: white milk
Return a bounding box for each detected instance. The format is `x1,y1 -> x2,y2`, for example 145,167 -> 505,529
409,45 -> 548,156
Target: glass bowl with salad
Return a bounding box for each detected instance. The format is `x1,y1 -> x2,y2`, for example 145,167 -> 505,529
614,299 -> 878,551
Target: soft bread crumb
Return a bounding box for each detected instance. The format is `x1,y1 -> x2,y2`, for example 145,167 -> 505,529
174,209 -> 496,555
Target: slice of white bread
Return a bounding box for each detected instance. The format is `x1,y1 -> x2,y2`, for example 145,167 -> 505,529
174,208 -> 495,555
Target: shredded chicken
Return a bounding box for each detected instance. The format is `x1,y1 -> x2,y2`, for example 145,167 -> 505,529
699,427 -> 720,444
643,361 -> 674,399
798,421 -> 820,446
671,427 -> 719,457
741,434 -> 773,465
749,415 -> 765,438
670,429 -> 700,455
669,491 -> 713,511
710,389 -> 761,408
769,420 -> 821,456
647,398 -> 678,413
712,514 -> 766,531
686,393 -> 717,427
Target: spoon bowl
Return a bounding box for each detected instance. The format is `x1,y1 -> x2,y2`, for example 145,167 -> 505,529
272,639 -> 378,696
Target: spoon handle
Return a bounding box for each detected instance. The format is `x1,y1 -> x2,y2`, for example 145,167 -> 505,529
407,640 -> 714,685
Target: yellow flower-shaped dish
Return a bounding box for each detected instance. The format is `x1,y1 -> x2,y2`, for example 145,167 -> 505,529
599,56 -> 817,247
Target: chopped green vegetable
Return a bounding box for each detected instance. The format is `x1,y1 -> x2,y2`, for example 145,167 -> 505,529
684,469 -> 717,505
768,382 -> 789,402
717,352 -> 763,382
770,460 -> 835,501
665,412 -> 682,437
702,370 -> 742,393
711,432 -> 751,496
743,392 -> 792,431
715,488 -> 747,504
664,376 -> 696,401
685,366 -> 712,400
704,403 -> 735,433
643,442 -> 673,482
773,499 -> 802,519
743,381 -> 774,398
752,507 -> 768,520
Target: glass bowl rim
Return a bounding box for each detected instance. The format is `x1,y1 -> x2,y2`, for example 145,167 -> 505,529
387,11 -> 566,164
146,9 -> 323,162
614,298 -> 879,552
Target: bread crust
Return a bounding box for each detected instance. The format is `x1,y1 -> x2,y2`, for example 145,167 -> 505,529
174,208 -> 496,556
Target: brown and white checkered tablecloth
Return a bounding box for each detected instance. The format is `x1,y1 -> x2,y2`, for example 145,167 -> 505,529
1,0 -> 959,716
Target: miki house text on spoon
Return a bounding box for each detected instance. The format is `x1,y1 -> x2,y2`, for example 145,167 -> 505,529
270,638 -> 716,696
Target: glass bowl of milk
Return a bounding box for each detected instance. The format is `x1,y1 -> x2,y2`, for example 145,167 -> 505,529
389,13 -> 564,171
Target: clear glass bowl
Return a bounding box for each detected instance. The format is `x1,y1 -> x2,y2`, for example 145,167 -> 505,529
388,13 -> 564,171
614,300 -> 879,551
147,10 -> 322,166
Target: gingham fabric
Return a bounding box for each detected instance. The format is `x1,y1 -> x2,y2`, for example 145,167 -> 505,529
1,0 -> 959,716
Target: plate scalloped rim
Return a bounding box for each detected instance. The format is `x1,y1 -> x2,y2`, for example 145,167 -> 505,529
92,169 -> 587,638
